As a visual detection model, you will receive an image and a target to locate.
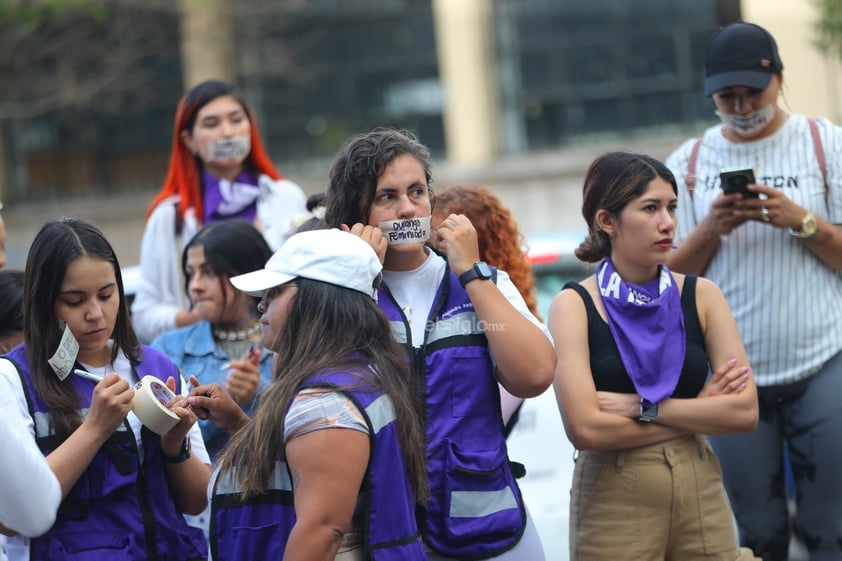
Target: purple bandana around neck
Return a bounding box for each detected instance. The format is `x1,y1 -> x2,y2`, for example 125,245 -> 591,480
203,169 -> 261,224
597,258 -> 686,406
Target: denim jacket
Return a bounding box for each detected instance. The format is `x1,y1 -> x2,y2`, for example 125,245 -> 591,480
151,321 -> 273,460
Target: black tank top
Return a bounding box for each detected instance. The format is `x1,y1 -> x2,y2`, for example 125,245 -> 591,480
563,276 -> 709,397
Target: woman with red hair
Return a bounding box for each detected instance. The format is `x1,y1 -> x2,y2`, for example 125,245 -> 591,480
132,80 -> 306,343
432,184 -> 542,436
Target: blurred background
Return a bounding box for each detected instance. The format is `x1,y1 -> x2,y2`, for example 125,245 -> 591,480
2,2 -> 838,558
3,0 -> 842,269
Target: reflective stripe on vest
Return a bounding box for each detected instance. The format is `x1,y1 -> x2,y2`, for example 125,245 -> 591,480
389,321 -> 408,345
450,488 -> 519,518
427,311 -> 483,345
367,394 -> 396,434
216,395 -> 397,497
33,408 -> 130,439
214,460 -> 294,496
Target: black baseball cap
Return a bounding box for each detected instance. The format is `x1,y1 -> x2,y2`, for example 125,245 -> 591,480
704,22 -> 784,97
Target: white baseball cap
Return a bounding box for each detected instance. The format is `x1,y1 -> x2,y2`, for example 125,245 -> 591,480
230,229 -> 382,299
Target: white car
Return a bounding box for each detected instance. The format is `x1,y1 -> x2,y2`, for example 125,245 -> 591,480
121,264 -> 142,309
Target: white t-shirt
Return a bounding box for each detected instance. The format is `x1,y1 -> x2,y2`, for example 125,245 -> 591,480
0,349 -> 209,561
666,113 -> 842,385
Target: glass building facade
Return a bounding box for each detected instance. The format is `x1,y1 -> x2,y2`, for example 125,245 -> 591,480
1,0 -> 726,197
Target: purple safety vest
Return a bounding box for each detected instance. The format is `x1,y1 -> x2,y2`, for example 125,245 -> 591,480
377,266 -> 526,559
209,366 -> 426,561
6,345 -> 207,561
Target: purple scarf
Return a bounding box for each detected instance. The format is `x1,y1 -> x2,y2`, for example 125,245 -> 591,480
203,169 -> 261,224
597,258 -> 685,406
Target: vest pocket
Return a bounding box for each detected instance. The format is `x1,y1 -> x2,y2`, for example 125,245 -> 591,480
216,520 -> 287,559
439,439 -> 523,545
449,351 -> 496,418
46,531 -> 134,560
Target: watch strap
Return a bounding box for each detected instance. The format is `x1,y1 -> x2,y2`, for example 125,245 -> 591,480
788,211 -> 817,239
458,262 -> 492,288
162,438 -> 191,463
638,401 -> 659,423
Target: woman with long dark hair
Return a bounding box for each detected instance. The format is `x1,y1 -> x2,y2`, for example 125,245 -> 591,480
152,219 -> 273,461
188,229 -> 428,560
0,217 -> 209,560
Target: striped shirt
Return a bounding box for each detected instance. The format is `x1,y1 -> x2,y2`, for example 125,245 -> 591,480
666,113 -> 842,385
284,388 -> 368,442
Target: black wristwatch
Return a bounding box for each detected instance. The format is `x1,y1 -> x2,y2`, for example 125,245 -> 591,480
458,261 -> 493,288
638,400 -> 659,423
163,438 -> 191,463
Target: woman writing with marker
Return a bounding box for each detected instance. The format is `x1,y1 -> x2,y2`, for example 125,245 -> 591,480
0,218 -> 209,561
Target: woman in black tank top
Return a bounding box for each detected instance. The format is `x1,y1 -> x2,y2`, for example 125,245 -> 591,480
547,152 -> 760,561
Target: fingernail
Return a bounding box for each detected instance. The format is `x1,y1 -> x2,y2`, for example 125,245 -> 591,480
739,383 -> 747,390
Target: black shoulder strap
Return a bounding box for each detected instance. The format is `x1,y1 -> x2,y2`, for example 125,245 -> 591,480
562,282 -> 596,324
681,275 -> 697,303
2,357 -> 36,423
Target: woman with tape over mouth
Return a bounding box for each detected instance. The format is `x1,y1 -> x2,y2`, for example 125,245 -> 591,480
324,128 -> 555,560
187,228 -> 428,560
132,79 -> 307,344
0,218 -> 210,561
665,21 -> 842,560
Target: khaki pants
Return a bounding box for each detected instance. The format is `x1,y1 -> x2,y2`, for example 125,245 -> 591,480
570,435 -> 761,561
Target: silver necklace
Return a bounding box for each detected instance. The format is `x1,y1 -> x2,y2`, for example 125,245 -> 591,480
213,322 -> 261,341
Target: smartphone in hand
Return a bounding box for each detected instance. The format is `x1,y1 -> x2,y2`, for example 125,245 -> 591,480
719,168 -> 759,199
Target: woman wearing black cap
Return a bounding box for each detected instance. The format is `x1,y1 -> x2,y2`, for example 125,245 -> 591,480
665,21 -> 842,561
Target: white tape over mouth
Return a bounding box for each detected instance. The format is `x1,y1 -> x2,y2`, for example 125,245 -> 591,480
378,216 -> 431,245
206,135 -> 251,162
132,376 -> 180,435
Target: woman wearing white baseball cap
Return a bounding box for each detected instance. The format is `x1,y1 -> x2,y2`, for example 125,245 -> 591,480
666,21 -> 842,561
188,228 -> 428,561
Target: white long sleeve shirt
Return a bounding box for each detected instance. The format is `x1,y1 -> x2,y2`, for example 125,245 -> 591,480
0,371 -> 61,561
131,175 -> 307,343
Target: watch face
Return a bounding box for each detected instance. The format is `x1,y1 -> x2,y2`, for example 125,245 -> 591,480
476,261 -> 492,278
803,215 -> 818,236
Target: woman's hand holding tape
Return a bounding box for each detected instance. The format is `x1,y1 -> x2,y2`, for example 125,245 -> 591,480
187,377 -> 250,434
158,376 -> 198,457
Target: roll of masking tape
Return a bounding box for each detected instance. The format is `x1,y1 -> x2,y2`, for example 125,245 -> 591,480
132,376 -> 180,435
